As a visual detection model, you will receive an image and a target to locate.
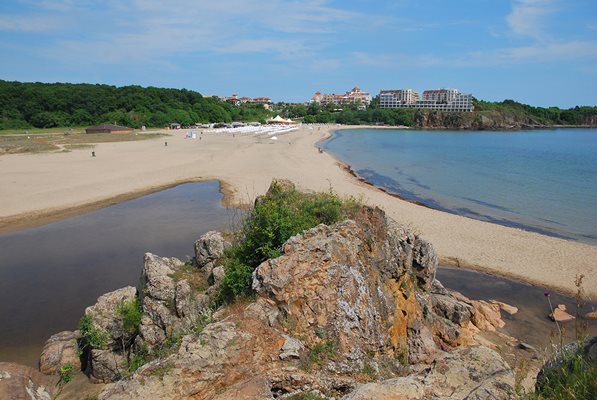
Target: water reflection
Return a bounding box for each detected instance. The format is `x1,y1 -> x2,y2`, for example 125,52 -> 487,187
0,181 -> 237,366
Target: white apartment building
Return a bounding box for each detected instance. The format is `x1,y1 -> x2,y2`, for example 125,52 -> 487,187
422,88 -> 460,103
379,89 -> 419,107
379,88 -> 473,112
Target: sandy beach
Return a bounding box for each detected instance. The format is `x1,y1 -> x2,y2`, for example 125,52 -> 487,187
1,126 -> 596,298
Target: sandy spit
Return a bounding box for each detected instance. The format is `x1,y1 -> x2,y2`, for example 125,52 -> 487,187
0,126 -> 595,298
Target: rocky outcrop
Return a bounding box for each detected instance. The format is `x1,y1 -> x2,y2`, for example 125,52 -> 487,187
94,206 -> 517,399
0,362 -> 55,400
20,188 -> 518,399
39,330 -> 81,375
84,286 -> 137,350
252,207 -> 444,369
343,346 -> 516,400
194,231 -> 226,272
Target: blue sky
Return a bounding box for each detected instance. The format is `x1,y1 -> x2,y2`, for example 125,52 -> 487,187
1,0 -> 596,107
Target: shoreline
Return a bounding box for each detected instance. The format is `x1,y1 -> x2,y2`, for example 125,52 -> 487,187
1,125 -> 596,298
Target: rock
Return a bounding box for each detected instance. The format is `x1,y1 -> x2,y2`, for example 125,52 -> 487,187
253,209 -> 444,367
140,253 -> 178,302
490,300 -> 518,315
518,342 -> 538,352
174,280 -> 193,319
343,345 -> 515,400
39,330 -> 81,375
585,310 -> 597,320
550,307 -> 575,322
137,315 -> 166,348
98,319 -> 285,399
0,362 -> 55,400
85,286 -> 137,349
431,293 -> 474,324
244,299 -> 279,327
211,265 -> 225,286
91,349 -> 126,383
194,231 -> 225,271
470,300 -> 505,331
280,335 -> 304,360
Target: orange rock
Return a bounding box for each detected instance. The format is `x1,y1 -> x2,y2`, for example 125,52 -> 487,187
584,310 -> 597,320
550,308 -> 575,322
489,300 -> 518,315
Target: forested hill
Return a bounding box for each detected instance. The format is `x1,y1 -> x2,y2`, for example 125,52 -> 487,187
0,80 -> 272,129
1,80 -> 596,130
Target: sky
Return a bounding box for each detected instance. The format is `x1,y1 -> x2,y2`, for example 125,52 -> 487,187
0,0 -> 596,107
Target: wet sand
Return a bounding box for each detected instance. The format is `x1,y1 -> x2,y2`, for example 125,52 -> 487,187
0,126 -> 596,298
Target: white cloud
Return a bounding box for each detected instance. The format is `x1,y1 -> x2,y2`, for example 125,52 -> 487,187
506,0 -> 556,40
352,40 -> 597,70
462,41 -> 597,65
34,0 -> 369,64
0,15 -> 64,32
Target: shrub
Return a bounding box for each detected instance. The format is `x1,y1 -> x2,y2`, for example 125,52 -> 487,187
116,297 -> 142,336
216,181 -> 362,304
78,314 -> 108,349
530,344 -> 597,400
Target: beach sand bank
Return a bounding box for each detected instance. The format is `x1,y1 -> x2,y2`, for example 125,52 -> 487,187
1,126 -> 595,298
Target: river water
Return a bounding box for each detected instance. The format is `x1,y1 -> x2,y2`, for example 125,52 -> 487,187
0,181 -> 237,366
323,128 -> 597,244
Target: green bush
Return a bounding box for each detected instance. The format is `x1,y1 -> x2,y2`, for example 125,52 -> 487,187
78,314 -> 108,349
530,346 -> 597,400
116,297 -> 142,336
216,181 -> 361,304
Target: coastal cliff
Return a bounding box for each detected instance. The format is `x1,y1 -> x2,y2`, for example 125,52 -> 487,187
414,109 -> 597,130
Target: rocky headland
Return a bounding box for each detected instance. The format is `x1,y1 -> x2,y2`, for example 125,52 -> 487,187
1,183 -> 593,399
413,109 -> 597,130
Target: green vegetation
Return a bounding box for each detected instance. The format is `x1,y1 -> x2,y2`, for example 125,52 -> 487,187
0,80 -> 273,129
78,315 -> 108,349
59,362 -> 75,384
0,132 -> 163,155
529,345 -> 597,400
276,98 -> 596,127
473,99 -> 597,126
216,181 -> 362,304
116,298 -> 142,338
299,340 -> 337,372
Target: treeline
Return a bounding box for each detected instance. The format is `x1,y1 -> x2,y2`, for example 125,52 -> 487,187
281,102 -> 417,126
277,98 -> 597,127
472,99 -> 597,126
0,80 -> 273,129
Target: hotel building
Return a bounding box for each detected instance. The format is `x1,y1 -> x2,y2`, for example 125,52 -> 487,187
379,88 -> 473,112
311,86 -> 373,108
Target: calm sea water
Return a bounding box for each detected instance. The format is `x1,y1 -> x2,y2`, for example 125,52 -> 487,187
323,128 -> 597,244
0,181 -> 237,366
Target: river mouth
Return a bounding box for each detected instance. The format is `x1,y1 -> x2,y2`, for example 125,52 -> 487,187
0,181 -> 240,367
437,266 -> 597,350
1,181 -> 594,368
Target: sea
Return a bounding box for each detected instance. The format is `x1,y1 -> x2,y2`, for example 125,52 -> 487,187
322,128 -> 597,244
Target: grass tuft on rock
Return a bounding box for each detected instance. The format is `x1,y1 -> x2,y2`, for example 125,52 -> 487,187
216,180 -> 362,305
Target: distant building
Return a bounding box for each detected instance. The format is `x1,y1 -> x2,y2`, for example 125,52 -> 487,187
169,123 -> 181,130
252,97 -> 273,110
226,94 -> 241,106
85,124 -> 133,134
379,88 -> 473,112
379,89 -> 420,107
311,86 -> 373,108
